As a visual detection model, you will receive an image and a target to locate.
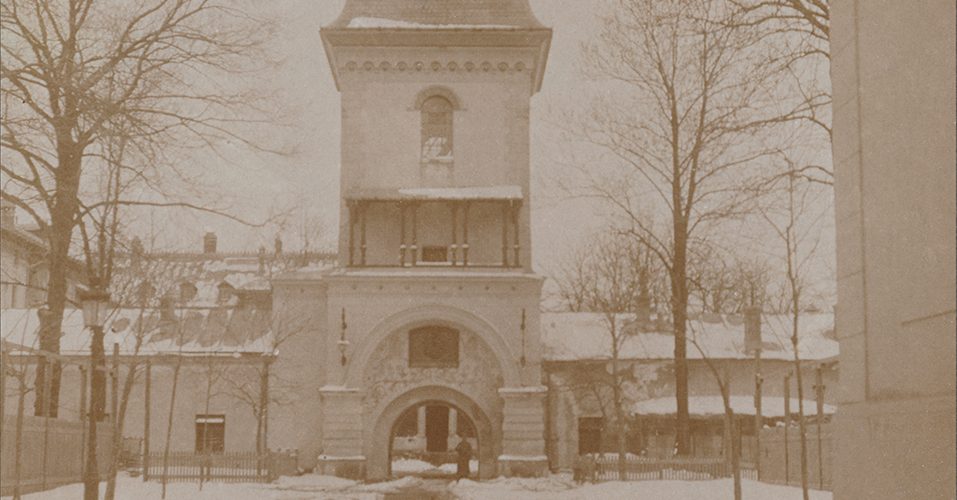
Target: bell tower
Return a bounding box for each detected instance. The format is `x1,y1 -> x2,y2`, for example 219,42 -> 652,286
300,0 -> 552,479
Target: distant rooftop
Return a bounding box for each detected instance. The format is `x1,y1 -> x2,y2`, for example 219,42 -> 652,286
327,0 -> 545,30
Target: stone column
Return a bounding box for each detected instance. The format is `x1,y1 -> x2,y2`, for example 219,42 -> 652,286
416,406 -> 427,451
498,386 -> 548,477
448,408 -> 458,449
317,386 -> 365,478
417,406 -> 426,437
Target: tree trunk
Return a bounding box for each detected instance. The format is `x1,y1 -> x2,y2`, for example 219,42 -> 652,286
671,236 -> 691,455
35,139 -> 83,418
612,362 -> 627,480
105,361 -> 139,500
792,313 -> 810,500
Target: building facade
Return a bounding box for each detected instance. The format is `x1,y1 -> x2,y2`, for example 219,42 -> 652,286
829,1 -> 956,499
267,0 -> 553,480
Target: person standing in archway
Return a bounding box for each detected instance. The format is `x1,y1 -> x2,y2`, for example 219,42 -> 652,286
455,434 -> 473,479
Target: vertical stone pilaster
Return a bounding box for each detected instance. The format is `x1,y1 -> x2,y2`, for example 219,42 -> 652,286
317,386 -> 366,478
498,386 -> 548,477
416,405 -> 426,438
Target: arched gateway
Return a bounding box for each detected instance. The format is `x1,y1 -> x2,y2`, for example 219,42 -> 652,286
268,0 -> 553,480
370,385 -> 497,479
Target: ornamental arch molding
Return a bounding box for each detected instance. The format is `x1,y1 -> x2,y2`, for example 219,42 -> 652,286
343,303 -> 520,387
413,85 -> 463,110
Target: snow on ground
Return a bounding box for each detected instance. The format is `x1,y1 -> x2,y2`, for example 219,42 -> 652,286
2,472 -> 834,499
391,458 -> 436,473
450,476 -> 834,500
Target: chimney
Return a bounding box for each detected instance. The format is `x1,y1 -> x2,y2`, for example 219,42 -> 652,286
159,295 -> 176,323
274,234 -> 283,256
203,231 -> 217,254
130,237 -> 144,271
0,198 -> 15,227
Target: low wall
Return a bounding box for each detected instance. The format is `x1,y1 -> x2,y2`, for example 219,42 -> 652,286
0,414 -> 112,496
759,423 -> 832,491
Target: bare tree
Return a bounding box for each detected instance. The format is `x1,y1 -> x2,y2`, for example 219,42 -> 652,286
221,299 -> 311,459
759,160 -> 829,500
553,230 -> 658,477
0,0 -> 278,416
569,0 -> 790,454
729,0 -> 833,185
690,332 -> 743,500
689,247 -> 772,314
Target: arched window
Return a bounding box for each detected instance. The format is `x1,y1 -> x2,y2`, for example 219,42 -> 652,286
421,96 -> 453,163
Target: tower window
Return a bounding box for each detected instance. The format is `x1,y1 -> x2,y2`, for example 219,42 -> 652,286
421,96 -> 453,163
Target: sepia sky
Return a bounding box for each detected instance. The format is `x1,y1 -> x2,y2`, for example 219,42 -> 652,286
140,0 -> 834,305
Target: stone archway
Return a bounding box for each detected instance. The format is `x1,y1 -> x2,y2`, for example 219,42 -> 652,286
344,304 -> 521,388
368,385 -> 498,480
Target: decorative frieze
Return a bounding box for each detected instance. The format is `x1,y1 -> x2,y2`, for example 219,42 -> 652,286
341,60 -> 528,74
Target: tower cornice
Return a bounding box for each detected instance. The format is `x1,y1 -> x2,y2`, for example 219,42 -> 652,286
320,28 -> 551,93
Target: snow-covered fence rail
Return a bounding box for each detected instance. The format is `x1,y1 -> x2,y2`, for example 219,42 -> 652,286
591,455 -> 736,481
144,451 -> 294,483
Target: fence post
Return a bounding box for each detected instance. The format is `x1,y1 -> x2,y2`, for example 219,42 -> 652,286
143,360 -> 151,481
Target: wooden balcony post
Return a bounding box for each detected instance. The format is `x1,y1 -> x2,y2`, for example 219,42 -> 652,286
501,202 -> 509,267
462,202 -> 470,266
512,201 -> 521,267
359,201 -> 367,266
399,202 -> 407,266
347,201 -> 356,266
450,202 -> 458,266
410,202 -> 419,265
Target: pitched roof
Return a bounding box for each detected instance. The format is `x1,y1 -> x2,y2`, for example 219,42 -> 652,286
541,312 -> 837,362
327,0 -> 545,29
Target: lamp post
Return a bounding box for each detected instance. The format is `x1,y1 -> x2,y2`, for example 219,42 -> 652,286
80,282 -> 110,500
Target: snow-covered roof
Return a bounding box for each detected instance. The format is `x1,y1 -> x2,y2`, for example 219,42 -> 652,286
347,185 -> 523,201
111,252 -> 335,307
327,0 -> 545,30
1,307 -> 273,357
632,395 -> 836,417
541,312 -> 837,362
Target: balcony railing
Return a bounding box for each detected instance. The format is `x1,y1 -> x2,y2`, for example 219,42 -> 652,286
345,186 -> 523,269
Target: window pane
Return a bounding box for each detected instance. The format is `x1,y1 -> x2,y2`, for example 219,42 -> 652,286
421,96 -> 452,162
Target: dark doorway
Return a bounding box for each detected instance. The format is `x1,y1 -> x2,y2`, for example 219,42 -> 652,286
425,405 -> 449,452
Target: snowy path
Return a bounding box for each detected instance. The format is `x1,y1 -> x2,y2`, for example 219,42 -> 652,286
1,473 -> 833,499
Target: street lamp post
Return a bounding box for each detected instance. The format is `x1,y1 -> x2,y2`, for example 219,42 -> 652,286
80,282 -> 110,500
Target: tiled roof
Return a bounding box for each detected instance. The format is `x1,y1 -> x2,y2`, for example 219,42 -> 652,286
327,0 -> 545,29
541,312 -> 837,362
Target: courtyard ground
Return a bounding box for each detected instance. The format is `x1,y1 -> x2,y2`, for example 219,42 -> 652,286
1,472 -> 834,499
